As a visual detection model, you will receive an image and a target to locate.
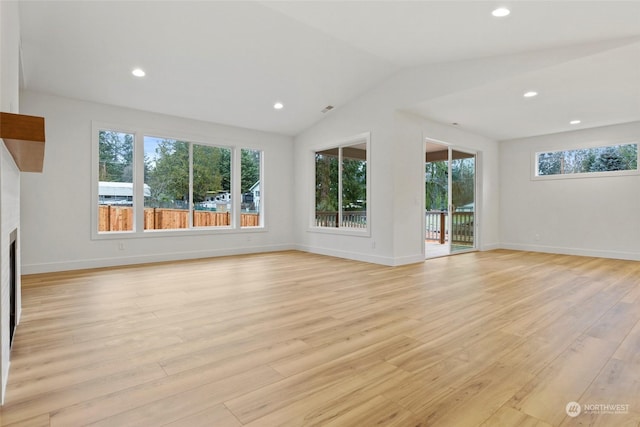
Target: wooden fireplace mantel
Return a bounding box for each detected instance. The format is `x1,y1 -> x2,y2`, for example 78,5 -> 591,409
0,112 -> 46,173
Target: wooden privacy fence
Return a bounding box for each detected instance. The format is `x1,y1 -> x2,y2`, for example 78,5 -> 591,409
99,205 -> 259,231
99,205 -> 134,232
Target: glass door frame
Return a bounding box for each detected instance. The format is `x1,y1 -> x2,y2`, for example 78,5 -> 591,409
424,139 -> 478,259
447,146 -> 477,255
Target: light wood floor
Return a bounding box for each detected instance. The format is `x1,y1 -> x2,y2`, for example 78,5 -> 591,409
2,250 -> 640,427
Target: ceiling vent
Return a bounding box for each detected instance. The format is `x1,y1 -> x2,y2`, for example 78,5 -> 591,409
321,105 -> 334,114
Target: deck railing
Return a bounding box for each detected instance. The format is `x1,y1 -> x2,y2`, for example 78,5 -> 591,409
425,210 -> 474,244
425,210 -> 447,243
315,211 -> 366,228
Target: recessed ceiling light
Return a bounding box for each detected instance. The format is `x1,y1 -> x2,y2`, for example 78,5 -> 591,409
273,102 -> 284,110
132,68 -> 146,77
569,120 -> 581,125
523,91 -> 538,98
492,7 -> 510,17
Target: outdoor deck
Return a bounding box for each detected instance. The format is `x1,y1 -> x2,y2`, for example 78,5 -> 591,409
425,240 -> 450,258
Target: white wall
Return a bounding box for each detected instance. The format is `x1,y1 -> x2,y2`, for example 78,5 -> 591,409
292,53 -> 510,265
293,87 -> 397,265
19,91 -> 294,274
393,111 -> 501,261
293,108 -> 500,266
0,0 -> 20,113
500,121 -> 640,260
0,0 -> 21,403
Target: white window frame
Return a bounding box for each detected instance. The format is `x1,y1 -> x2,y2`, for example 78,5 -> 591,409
92,124 -> 138,237
309,132 -> 371,237
239,148 -> 265,229
532,140 -> 639,181
91,121 -> 265,240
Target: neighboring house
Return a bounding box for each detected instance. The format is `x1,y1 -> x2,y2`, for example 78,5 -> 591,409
249,181 -> 260,212
99,182 -> 151,205
200,191 -> 232,212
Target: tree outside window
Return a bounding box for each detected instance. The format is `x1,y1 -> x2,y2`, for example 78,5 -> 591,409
95,126 -> 263,234
315,138 -> 368,230
98,130 -> 134,232
537,143 -> 638,176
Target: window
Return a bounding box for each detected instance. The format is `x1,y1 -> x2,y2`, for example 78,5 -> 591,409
241,149 -> 262,228
314,133 -> 369,232
193,144 -> 232,228
97,130 -> 134,232
93,124 -> 263,237
144,137 -> 190,230
534,143 -> 638,179
143,137 -> 232,230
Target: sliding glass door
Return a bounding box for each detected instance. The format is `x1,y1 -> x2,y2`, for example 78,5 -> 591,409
449,149 -> 476,254
425,143 -> 477,258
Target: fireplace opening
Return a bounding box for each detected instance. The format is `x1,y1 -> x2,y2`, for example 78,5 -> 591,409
9,229 -> 17,347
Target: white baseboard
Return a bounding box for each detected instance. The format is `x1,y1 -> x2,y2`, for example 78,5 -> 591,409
480,242 -> 501,251
393,254 -> 428,265
500,242 -> 640,261
294,245 -> 426,266
1,360 -> 8,405
22,244 -> 295,274
27,241 -> 630,275
293,244 -> 395,265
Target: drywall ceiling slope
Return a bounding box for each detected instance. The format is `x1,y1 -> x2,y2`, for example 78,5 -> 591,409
18,1 -> 397,136
18,1 -> 640,139
406,39 -> 640,141
263,1 -> 640,66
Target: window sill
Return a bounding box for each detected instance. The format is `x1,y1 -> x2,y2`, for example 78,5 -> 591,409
92,226 -> 266,241
307,226 -> 370,237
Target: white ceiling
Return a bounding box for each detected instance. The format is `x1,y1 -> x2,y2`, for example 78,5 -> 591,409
18,1 -> 640,140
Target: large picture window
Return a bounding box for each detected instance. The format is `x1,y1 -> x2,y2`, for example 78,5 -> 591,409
94,124 -> 263,236
534,142 -> 638,179
314,133 -> 369,232
142,137 -> 232,231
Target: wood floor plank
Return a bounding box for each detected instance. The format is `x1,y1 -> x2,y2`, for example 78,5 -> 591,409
241,361 -> 413,427
558,357 -> 640,427
480,405 -> 553,427
227,334 -> 426,423
159,337 -> 310,376
412,360 -> 535,426
84,367 -> 280,427
162,404 -> 241,427
1,414 -> 50,427
0,363 -> 167,425
48,365 -> 282,427
271,326 -> 423,378
585,300 -> 640,343
321,394 -> 423,427
507,335 -> 620,426
4,250 -> 639,426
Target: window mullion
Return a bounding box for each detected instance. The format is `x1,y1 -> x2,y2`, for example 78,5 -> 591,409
338,147 -> 343,228
134,132 -> 145,233
189,143 -> 194,229
232,147 -> 241,228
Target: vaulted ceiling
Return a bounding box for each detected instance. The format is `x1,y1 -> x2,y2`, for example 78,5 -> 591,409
18,1 -> 640,140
